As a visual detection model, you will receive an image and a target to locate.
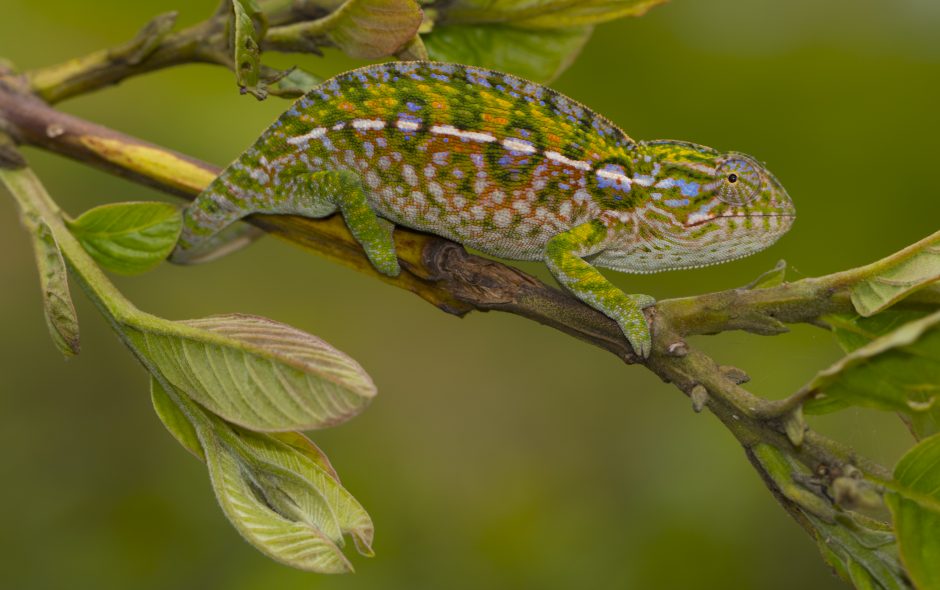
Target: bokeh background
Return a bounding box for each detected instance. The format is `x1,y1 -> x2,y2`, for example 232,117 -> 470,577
2,1 -> 939,588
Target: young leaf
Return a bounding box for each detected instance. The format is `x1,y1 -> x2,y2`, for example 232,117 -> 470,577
128,313 -> 376,432
201,424 -> 353,573
802,310 -> 940,439
32,220 -> 80,356
424,24 -> 592,83
231,0 -> 267,99
852,229 -> 940,317
321,0 -> 423,59
743,259 -> 787,290
885,433 -> 940,589
67,201 -> 181,275
151,379 -> 373,570
806,513 -> 908,590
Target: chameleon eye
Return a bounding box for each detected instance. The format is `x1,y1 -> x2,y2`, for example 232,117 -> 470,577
716,157 -> 761,205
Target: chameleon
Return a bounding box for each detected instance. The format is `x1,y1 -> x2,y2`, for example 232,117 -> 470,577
170,61 -> 796,358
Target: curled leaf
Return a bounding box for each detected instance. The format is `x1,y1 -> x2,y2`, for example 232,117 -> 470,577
231,0 -> 267,99
852,229 -> 940,317
130,313 -> 376,431
32,220 -> 80,356
151,379 -> 374,571
67,201 -> 182,275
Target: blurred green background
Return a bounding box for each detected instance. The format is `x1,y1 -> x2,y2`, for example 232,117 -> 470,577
2,1 -> 939,588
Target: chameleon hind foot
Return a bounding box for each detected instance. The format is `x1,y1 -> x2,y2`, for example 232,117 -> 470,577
308,169 -> 401,277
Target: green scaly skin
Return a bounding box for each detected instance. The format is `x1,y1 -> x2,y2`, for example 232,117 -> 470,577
170,62 -> 796,358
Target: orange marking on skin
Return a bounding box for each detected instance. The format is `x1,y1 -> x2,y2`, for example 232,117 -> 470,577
339,101 -> 356,112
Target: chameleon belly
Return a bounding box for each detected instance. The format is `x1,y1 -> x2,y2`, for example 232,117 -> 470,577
214,61 -> 634,261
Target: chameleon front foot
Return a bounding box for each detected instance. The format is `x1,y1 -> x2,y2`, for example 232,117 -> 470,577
614,294 -> 655,358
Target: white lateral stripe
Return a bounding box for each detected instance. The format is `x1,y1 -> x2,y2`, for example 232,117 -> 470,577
430,124 -> 496,143
545,150 -> 591,171
352,118 -> 385,131
502,138 -> 537,154
286,127 -> 327,145
596,168 -> 631,183
396,119 -> 420,132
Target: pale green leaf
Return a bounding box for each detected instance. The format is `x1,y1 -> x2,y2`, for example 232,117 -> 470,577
424,24 -> 592,83
201,424 -> 352,573
231,0 -> 267,99
151,378 -> 203,457
32,220 -> 80,356
67,201 -> 181,275
437,0 -> 665,28
323,0 -> 424,59
129,313 -> 376,431
803,310 -> 940,439
152,377 -> 343,478
852,230 -> 940,317
885,433 -> 940,590
151,379 -> 373,570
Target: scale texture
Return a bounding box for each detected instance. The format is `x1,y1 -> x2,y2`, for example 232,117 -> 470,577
172,61 -> 796,357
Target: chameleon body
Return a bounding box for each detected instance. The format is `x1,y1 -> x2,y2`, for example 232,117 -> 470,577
171,61 -> 796,357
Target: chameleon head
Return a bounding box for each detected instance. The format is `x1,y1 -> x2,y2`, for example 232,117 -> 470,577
599,140 -> 796,273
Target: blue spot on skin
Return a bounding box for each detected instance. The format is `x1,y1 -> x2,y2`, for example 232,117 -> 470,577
470,153 -> 484,167
517,128 -> 531,138
453,169 -> 464,178
664,198 -> 690,207
677,179 -> 700,198
431,73 -> 449,81
363,142 -> 374,158
499,154 -> 512,167
376,137 -> 387,148
559,183 -> 571,190
433,152 -> 449,166
651,192 -> 662,200
398,113 -> 421,124
406,101 -> 422,112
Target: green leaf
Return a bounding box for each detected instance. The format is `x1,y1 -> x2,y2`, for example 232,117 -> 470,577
804,310 -> 940,439
744,259 -> 787,290
424,24 -> 592,83
322,0 -> 424,59
885,433 -> 940,590
67,201 -> 181,275
31,220 -> 80,356
151,379 -> 373,571
265,67 -> 323,98
129,313 -> 376,431
231,0 -> 267,99
827,311 -> 932,353
806,513 -> 908,590
436,0 -> 666,28
202,424 -> 351,573
852,229 -> 940,317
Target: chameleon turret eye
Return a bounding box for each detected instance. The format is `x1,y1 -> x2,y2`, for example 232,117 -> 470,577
717,157 -> 761,205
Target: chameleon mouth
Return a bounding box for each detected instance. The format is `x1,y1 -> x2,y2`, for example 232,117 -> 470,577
684,213 -> 796,229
